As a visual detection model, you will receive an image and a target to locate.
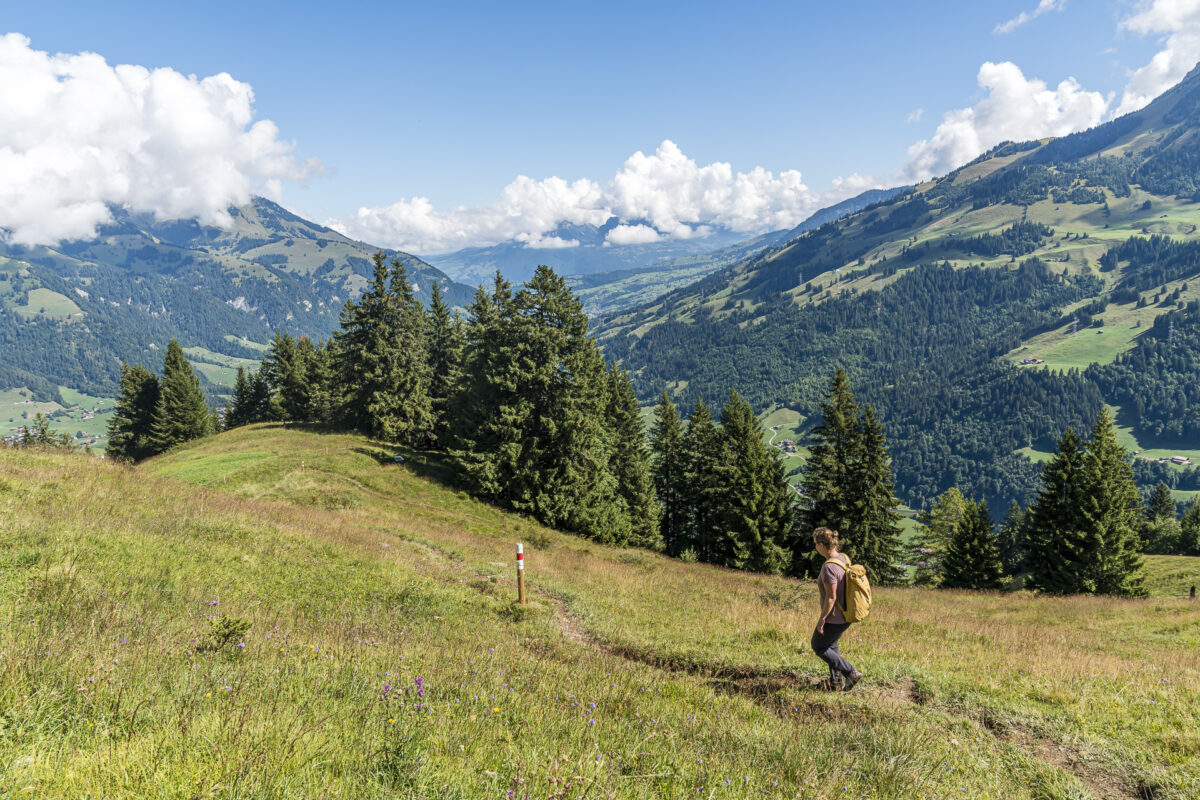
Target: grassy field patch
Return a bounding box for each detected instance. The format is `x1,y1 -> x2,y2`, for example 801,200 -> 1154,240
2,425 -> 1197,798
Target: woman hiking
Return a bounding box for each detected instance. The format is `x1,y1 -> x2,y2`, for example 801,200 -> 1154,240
811,526 -> 863,691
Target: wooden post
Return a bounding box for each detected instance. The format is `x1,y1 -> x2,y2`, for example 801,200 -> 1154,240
516,543 -> 526,605
1191,584 -> 1196,600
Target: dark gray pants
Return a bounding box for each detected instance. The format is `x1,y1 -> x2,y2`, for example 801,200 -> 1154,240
811,621 -> 855,676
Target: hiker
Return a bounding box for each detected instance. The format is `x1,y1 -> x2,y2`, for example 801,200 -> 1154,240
811,526 -> 864,691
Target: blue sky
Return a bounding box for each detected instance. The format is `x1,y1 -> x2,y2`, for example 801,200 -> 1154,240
2,1 -> 1197,253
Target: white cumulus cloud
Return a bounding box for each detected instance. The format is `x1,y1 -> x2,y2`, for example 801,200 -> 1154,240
994,0 -> 1067,35
1116,0 -> 1200,115
333,140 -> 879,254
0,33 -> 319,246
902,61 -> 1109,181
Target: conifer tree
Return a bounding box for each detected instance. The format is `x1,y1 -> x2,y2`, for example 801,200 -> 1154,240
455,267 -> 627,543
1027,410 -> 1146,596
303,338 -> 334,424
1180,500 -> 1200,555
1025,427 -> 1087,594
798,369 -> 859,573
941,499 -> 1005,590
106,363 -> 160,461
333,252 -> 431,444
798,370 -> 904,583
851,404 -> 906,582
426,281 -> 465,449
1146,482 -> 1176,522
1078,408 -> 1145,596
912,487 -> 969,586
996,500 -> 1028,576
149,339 -> 211,452
263,331 -> 310,421
225,365 -> 252,429
711,390 -> 792,574
680,398 -> 722,562
606,365 -> 661,550
454,273 -> 518,498
247,370 -> 272,423
650,391 -> 688,555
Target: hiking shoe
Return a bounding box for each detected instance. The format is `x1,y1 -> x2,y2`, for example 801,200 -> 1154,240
841,671 -> 863,691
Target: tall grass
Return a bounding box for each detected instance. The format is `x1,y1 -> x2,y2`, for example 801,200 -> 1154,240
1,424 -> 1197,798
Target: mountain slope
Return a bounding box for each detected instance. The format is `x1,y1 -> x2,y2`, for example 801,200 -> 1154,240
0,197 -> 474,399
599,62 -> 1200,510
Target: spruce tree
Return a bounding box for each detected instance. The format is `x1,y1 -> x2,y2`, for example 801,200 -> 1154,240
426,281 -> 465,449
798,370 -> 904,583
996,500 -> 1027,576
1078,408 -> 1145,597
262,331 -> 310,421
912,487 -> 969,586
225,365 -> 251,429
303,338 -> 334,424
1026,427 -> 1088,594
1147,483 -> 1176,522
649,391 -> 688,555
680,398 -> 723,562
941,499 -> 1005,591
798,369 -> 860,574
149,339 -> 212,452
246,370 -> 272,424
1180,500 -> 1200,555
455,267 -> 627,544
851,405 -> 905,583
106,363 -> 160,461
711,390 -> 792,574
606,365 -> 661,550
454,274 -> 518,500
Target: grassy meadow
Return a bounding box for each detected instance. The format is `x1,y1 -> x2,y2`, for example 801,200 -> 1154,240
1,425 -> 1198,799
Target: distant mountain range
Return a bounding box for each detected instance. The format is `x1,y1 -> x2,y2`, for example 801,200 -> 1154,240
0,197 -> 473,399
599,61 -> 1200,511
565,188 -> 904,315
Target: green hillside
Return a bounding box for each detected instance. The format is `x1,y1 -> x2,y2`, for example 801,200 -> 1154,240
600,64 -> 1200,511
2,425 -> 1198,798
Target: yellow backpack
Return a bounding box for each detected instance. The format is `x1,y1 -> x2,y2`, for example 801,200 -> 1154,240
826,553 -> 872,623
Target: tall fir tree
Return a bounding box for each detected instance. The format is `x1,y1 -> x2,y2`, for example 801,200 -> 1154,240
303,337 -> 334,424
606,365 -> 662,550
996,500 -> 1028,576
1146,483 -> 1176,522
455,267 -> 628,543
798,369 -> 860,574
426,281 -> 465,449
851,404 -> 906,583
912,487 -> 969,586
454,273 -> 518,499
1180,500 -> 1200,555
225,365 -> 252,429
1078,408 -> 1146,596
680,398 -> 723,562
149,339 -> 212,452
262,331 -> 310,421
711,390 -> 792,574
649,391 -> 688,555
106,363 -> 160,461
1025,427 -> 1088,594
1027,410 -> 1146,596
333,252 -> 431,444
798,370 -> 904,583
940,499 -> 1005,591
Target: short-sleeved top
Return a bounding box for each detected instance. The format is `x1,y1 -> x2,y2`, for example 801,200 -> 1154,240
819,554 -> 848,625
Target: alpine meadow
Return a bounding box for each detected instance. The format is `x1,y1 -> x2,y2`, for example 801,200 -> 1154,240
4,7 -> 1200,800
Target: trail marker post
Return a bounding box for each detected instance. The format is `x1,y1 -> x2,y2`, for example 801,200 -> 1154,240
516,543 -> 526,605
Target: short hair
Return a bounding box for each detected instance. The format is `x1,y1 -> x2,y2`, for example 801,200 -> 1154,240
812,526 -> 839,549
